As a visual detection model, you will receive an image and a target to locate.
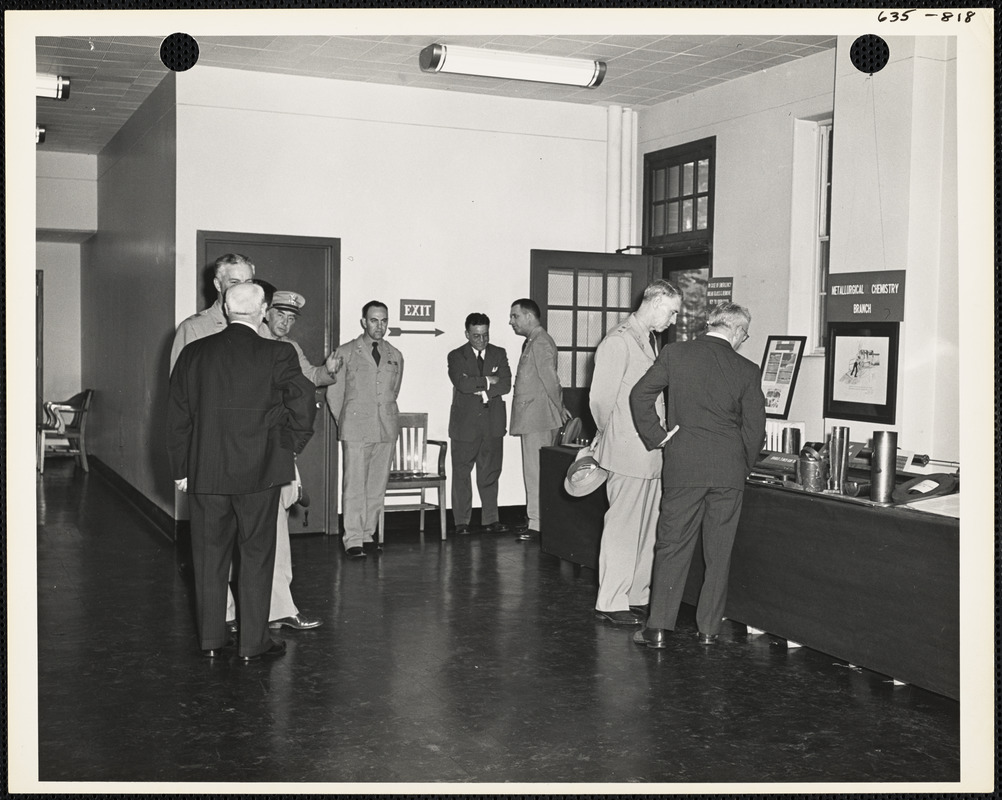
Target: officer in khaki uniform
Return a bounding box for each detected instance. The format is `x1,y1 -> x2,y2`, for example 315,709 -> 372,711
326,301 -> 404,558
590,280 -> 681,626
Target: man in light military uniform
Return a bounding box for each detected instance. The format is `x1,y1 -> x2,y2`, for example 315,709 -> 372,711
590,280 -> 682,626
326,300 -> 404,559
170,253 -> 255,371
259,290 -> 341,387
246,288 -> 344,631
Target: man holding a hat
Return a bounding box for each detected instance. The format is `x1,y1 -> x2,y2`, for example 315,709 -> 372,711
589,280 -> 682,626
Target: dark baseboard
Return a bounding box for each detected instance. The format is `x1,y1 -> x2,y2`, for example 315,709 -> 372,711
84,460 -> 528,543
89,457 -> 176,543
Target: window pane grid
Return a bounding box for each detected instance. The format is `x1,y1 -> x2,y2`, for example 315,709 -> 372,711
644,138 -> 714,247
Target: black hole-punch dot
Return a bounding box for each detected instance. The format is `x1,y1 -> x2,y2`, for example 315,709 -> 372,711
160,33 -> 199,72
849,34 -> 890,75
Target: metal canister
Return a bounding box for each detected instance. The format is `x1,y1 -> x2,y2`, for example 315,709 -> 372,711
870,430 -> 898,503
798,454 -> 825,492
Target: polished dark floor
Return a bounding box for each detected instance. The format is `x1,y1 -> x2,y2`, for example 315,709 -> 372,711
36,460 -> 961,786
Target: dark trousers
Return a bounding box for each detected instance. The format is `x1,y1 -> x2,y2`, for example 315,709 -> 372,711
450,435 -> 504,526
647,486 -> 744,635
189,486 -> 281,657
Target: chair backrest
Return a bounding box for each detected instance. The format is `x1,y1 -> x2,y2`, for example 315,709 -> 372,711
392,412 -> 428,474
64,389 -> 94,433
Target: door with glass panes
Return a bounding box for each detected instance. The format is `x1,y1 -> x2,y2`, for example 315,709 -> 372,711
528,250 -> 656,434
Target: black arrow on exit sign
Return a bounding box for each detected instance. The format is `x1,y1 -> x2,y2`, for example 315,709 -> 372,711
388,328 -> 444,337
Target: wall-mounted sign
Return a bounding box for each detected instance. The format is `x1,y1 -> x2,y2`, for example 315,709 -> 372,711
706,277 -> 733,307
400,299 -> 436,322
827,270 -> 906,322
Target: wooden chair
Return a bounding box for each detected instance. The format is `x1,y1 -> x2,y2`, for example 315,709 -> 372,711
37,389 -> 94,474
379,412 -> 448,542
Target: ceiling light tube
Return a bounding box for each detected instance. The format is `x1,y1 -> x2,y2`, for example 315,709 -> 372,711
419,44 -> 606,88
36,73 -> 71,100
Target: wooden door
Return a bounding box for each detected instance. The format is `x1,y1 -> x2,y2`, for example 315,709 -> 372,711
528,249 -> 656,433
198,231 -> 340,534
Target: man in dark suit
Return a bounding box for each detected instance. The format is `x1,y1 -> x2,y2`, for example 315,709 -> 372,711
447,313 -> 512,534
168,282 -> 317,661
628,302 -> 766,648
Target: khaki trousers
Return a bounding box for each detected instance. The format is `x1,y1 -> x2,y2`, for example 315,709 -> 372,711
519,428 -> 559,529
341,440 -> 394,549
596,471 -> 661,612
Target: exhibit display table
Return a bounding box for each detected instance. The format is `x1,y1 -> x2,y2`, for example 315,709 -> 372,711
539,445 -> 959,700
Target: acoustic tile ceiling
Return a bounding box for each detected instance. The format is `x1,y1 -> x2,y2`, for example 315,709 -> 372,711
36,34 -> 836,154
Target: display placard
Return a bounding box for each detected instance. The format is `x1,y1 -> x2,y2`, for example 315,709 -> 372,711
826,270 -> 905,322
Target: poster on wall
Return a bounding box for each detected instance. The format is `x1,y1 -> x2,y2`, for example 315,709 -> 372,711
823,321 -> 899,424
760,335 -> 806,419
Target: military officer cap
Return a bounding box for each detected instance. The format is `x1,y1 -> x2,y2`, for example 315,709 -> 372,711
271,290 -> 306,314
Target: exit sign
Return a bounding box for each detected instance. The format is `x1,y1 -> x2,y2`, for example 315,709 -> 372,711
400,299 -> 436,321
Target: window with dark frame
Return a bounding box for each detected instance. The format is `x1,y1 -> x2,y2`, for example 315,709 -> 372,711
546,268 -> 635,389
815,122 -> 833,351
643,137 -> 715,251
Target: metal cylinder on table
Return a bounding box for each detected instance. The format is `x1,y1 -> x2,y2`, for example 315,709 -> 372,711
782,427 -> 801,455
827,426 -> 850,493
870,430 -> 898,503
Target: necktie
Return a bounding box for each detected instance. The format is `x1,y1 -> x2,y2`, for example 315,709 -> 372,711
477,351 -> 485,375
372,342 -> 381,366
521,339 -> 528,355
649,332 -> 658,357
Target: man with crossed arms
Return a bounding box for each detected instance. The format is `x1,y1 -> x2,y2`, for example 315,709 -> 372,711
447,312 -> 512,535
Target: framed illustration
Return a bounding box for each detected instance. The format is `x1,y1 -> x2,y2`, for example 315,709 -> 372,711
760,335 -> 807,419
823,321 -> 899,424
665,265 -> 711,342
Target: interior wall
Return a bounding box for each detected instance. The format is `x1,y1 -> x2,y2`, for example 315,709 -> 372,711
828,36 -> 958,459
637,49 -> 837,442
36,241 -> 82,402
174,67 -> 610,511
637,40 -> 958,459
82,72 -> 177,514
36,151 -> 97,234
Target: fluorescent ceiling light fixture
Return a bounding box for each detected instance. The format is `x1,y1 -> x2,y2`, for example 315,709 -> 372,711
36,125 -> 46,145
37,73 -> 71,100
419,44 -> 606,88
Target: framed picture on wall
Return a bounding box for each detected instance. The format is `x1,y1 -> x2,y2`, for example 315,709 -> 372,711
823,321 -> 899,424
665,266 -> 711,342
760,335 -> 806,419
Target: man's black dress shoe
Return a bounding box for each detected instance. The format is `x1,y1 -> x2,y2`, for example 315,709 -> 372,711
362,540 -> 382,553
595,609 -> 644,625
480,522 -> 510,534
225,619 -> 238,635
345,546 -> 366,559
201,645 -> 233,658
633,627 -> 669,649
629,604 -> 650,617
516,528 -> 539,541
697,632 -> 719,645
239,640 -> 287,662
270,614 -> 323,630
453,524 -> 471,535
